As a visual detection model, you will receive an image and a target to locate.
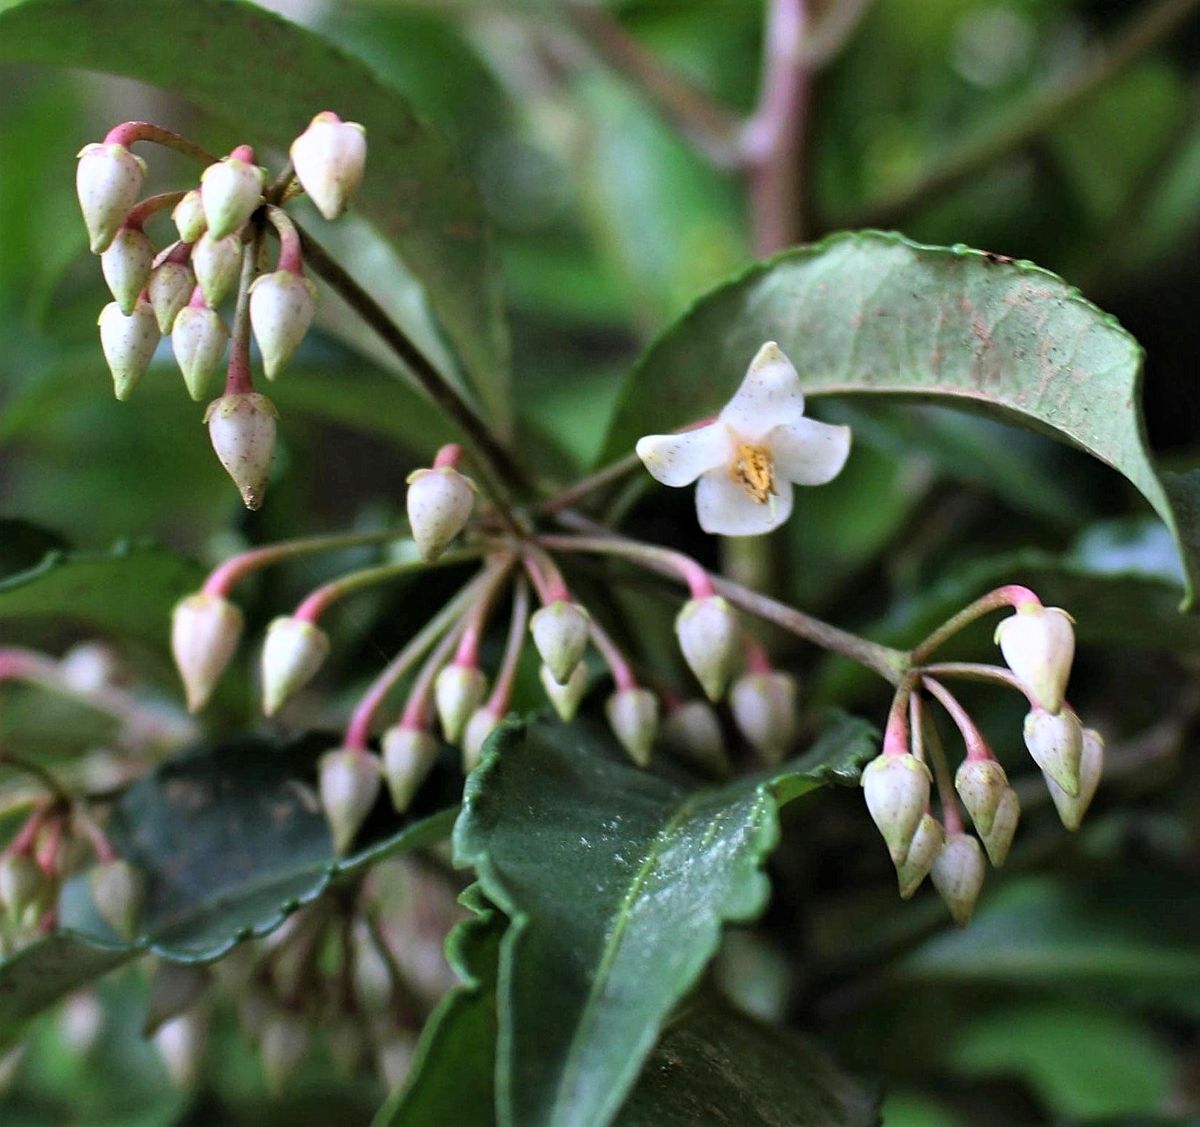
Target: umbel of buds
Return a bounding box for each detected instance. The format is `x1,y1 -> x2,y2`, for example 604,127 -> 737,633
249,269 -> 317,380
319,748 -> 382,855
261,616 -> 331,716
76,142 -> 146,254
675,595 -> 739,702
730,671 -> 797,762
205,392 -> 278,510
995,604 -> 1075,714
861,753 -> 931,866
101,227 -> 154,314
382,727 -> 440,812
200,147 -> 264,240
406,465 -> 476,562
290,112 -> 368,221
98,299 -> 159,400
89,859 -> 145,941
540,662 -> 588,722
606,686 -> 659,767
530,601 -> 589,685
171,592 -> 244,712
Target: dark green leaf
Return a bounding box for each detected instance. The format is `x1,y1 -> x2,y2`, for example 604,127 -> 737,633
0,520 -> 67,581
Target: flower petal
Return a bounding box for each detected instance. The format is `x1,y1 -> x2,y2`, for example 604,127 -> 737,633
769,417 -> 851,485
695,468 -> 794,536
636,425 -> 729,487
719,342 -> 806,439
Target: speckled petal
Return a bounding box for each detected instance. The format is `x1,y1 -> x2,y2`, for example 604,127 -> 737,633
695,468 -> 793,536
769,417 -> 852,485
635,424 -> 728,487
718,342 -> 806,438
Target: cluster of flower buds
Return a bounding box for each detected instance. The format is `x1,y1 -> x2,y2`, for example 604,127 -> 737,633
76,113 -> 367,509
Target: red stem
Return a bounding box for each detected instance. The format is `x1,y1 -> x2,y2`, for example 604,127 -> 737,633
102,122 -> 217,164
433,444 -> 462,470
922,677 -> 993,762
123,191 -> 187,231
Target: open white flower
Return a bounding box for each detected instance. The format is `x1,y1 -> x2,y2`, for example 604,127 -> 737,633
635,342 -> 851,536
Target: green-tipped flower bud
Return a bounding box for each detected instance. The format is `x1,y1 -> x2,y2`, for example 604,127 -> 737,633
462,707 -> 500,772
674,595 -> 739,702
199,151 -> 264,241
605,686 -> 659,767
1045,726 -> 1103,831
101,227 -> 154,314
260,616 -> 330,716
930,832 -> 986,926
529,600 -> 589,685
172,301 -> 228,401
154,1010 -> 208,1090
76,142 -> 145,254
248,269 -> 317,380
381,726 -> 440,812
0,853 -> 48,930
729,671 -> 798,763
897,812 -> 943,900
661,699 -> 730,778
981,786 -> 1020,867
171,592 -> 243,712
192,231 -> 241,307
319,748 -> 381,856
954,758 -> 1009,838
1023,706 -> 1082,797
172,189 -> 206,243
148,261 -> 195,333
290,112 -> 367,221
434,663 -> 487,744
89,858 -> 144,941
539,661 -> 588,722
205,392 -> 278,510
995,605 -> 1075,714
98,299 -> 159,400
260,1011 -> 309,1095
861,753 -> 931,866
406,466 -> 476,562
145,961 -> 210,1037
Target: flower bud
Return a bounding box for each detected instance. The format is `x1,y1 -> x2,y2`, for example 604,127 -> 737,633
172,301 -> 228,401
1045,727 -> 1103,831
530,600 -> 589,685
290,112 -> 367,220
674,596 -> 739,702
145,961 -> 210,1037
260,616 -> 330,716
954,758 -> 1009,837
896,812 -> 943,900
205,392 -> 278,510
60,991 -> 105,1056
327,1016 -> 365,1077
605,686 -> 659,767
148,261 -> 195,333
462,707 -> 500,772
434,663 -> 487,744
260,1011 -> 309,1094
0,853 -> 47,930
76,142 -> 145,254
192,231 -> 241,307
172,189 -> 206,243
406,466 -> 476,562
249,269 -> 317,380
1023,706 -> 1082,797
381,726 -> 440,812
200,152 -> 264,241
171,592 -> 243,712
376,1034 -> 416,1090
861,753 -> 931,866
730,671 -> 798,763
98,299 -> 159,400
319,748 -> 382,855
154,1010 -> 208,1090
539,661 -> 588,722
89,858 -> 144,941
981,786 -> 1020,867
59,642 -> 123,693
930,832 -> 986,926
661,699 -> 730,778
100,227 -> 154,314
995,604 -> 1075,714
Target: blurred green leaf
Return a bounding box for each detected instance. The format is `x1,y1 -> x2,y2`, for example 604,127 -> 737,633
0,520 -> 66,580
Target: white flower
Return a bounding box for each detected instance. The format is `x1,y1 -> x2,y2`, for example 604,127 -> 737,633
635,342 -> 851,536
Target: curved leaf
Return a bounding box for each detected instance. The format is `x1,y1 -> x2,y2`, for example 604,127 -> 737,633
599,231 -> 1198,607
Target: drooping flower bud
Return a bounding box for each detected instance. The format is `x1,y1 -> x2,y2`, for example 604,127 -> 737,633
153,1010 -> 208,1090
260,616 -> 330,716
89,858 -> 144,941
381,726 -> 440,811
98,299 -> 159,401
76,142 -> 145,254
981,786 -> 1020,867
199,150 -> 264,241
861,753 -> 931,866
674,596 -> 739,702
376,1034 -> 417,1089
192,231 -> 241,307
259,1011 -> 309,1094
529,600 -> 590,685
954,758 -> 1009,838
59,641 -> 123,693
1045,726 -> 1103,831
539,661 -> 588,722
462,707 -> 500,772
319,748 -> 382,855
896,812 -> 943,900
1023,706 -> 1082,797
145,961 -> 210,1037
434,663 -> 487,744
172,189 -> 206,243
930,832 -> 986,926
995,604 -> 1075,714
248,269 -> 317,380
406,466 -> 477,562
172,300 -> 228,401
605,686 -> 659,767
148,261 -> 195,333
327,1017 -> 365,1078
171,592 -> 244,712
0,853 -> 47,930
661,699 -> 730,778
290,112 -> 367,220
100,227 -> 154,314
730,671 -> 798,763
205,392 -> 278,510
60,991 -> 105,1056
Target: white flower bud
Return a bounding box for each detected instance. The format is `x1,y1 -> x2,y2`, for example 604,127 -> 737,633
434,663 -> 487,744
192,231 -> 241,307
319,748 -> 382,855
60,991 -> 105,1056
172,303 -> 228,401
674,596 -> 739,702
200,153 -> 264,241
148,261 -> 195,333
249,269 -> 317,380
172,189 -> 206,243
896,812 -> 944,900
260,1011 -> 309,1094
1023,706 -> 1083,797
406,466 -> 476,562
930,832 -> 986,926
100,227 -> 153,314
260,616 -> 330,716
1045,727 -> 1103,831
539,661 -> 588,722
861,753 -> 931,866
995,605 -> 1075,714
89,858 -> 144,941
605,686 -> 659,767
376,1034 -> 416,1090
661,699 -> 730,778
0,853 -> 47,930
529,600 -> 590,685
381,726 -> 440,812
59,642 -> 123,693
462,707 -> 500,772
98,299 -> 159,401
981,786 -> 1020,867
145,961 -> 210,1037
954,758 -> 1009,837
290,112 -> 367,221
205,392 -> 278,510
76,142 -> 145,254
730,671 -> 798,763
171,592 -> 243,712
154,1010 -> 208,1090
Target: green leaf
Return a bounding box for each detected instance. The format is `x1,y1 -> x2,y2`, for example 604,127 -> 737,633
0,0 -> 511,429
453,712 -> 877,1127
599,231 -> 1199,607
